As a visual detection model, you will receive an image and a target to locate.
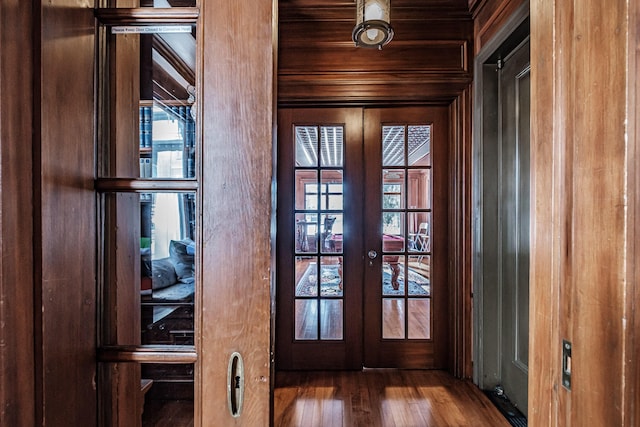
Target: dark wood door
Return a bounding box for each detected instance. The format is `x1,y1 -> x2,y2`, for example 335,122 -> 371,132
363,107 -> 449,368
276,107 -> 449,370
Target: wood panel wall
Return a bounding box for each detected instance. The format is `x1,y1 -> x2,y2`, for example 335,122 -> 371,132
471,0 -> 527,54
0,1 -> 35,425
530,0 -> 638,425
37,1 -> 97,425
278,2 -> 473,104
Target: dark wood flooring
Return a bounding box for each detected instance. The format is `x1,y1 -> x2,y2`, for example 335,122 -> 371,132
274,369 -> 511,427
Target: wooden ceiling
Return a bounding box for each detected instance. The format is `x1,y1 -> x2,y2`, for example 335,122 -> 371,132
279,0 -> 477,21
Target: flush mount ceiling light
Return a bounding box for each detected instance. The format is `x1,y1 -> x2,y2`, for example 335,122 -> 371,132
352,0 -> 394,50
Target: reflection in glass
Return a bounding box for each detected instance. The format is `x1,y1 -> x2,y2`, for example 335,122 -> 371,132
408,125 -> 431,166
407,169 -> 430,209
320,126 -> 344,167
382,169 -> 405,209
131,25 -> 197,179
320,170 -> 344,210
382,255 -> 404,294
382,298 -> 405,339
295,126 -> 318,167
295,256 -> 317,297
382,126 -> 405,166
408,299 -> 431,339
408,213 -> 431,253
139,101 -> 196,179
320,214 -> 343,254
295,170 -> 318,210
138,192 -> 196,346
320,300 -> 343,340
407,255 -> 430,295
295,299 -> 318,340
141,0 -> 196,7
382,215 -> 404,248
295,213 -> 318,253
320,256 -> 343,296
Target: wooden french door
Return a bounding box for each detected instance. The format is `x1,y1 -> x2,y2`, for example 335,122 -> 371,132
362,107 -> 449,368
276,106 -> 449,370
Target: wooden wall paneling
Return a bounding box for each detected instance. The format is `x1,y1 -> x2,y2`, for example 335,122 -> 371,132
38,1 -> 97,425
0,0 -> 36,425
200,0 -> 275,425
529,0 -> 559,423
472,0 -> 527,54
448,89 -> 474,379
278,6 -> 473,104
628,2 -> 640,424
530,0 -> 636,425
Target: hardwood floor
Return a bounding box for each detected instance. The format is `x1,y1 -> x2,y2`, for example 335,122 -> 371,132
274,370 -> 511,427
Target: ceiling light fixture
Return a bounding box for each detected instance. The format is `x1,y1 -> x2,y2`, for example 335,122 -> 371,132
352,0 -> 394,50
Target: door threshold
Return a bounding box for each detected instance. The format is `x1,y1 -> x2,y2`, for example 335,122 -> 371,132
483,387 -> 527,427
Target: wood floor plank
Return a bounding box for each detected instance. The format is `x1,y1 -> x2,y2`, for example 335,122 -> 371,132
274,370 -> 512,427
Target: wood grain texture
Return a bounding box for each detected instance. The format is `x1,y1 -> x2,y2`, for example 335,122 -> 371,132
472,0 -> 527,54
278,4 -> 473,104
530,0 -> 637,425
37,0 -> 98,425
0,0 -> 36,426
274,370 -> 511,427
199,0 -> 275,425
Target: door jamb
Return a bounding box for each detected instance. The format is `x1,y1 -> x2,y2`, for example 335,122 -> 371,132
472,2 -> 530,388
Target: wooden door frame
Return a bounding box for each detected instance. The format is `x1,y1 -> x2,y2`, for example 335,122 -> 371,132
472,2 -> 529,389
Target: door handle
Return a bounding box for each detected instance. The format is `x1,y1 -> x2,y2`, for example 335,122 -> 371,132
227,352 -> 244,418
368,250 -> 378,259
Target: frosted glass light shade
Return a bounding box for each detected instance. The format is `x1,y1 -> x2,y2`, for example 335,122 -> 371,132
352,0 -> 393,49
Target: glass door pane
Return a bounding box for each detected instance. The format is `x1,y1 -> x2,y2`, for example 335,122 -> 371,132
294,125 -> 345,341
380,125 -> 432,340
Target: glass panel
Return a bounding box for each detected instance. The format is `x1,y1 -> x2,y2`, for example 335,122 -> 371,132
141,363 -> 194,423
382,125 -> 405,166
320,126 -> 344,167
295,170 -> 318,210
295,126 -> 318,167
138,192 -> 196,347
320,170 -> 343,210
320,300 -> 343,340
295,213 -> 318,253
320,256 -> 343,296
383,255 -> 405,295
321,214 -> 343,254
382,298 -> 405,339
136,27 -> 196,179
407,255 -> 430,296
408,299 -> 431,339
382,169 -> 405,209
140,0 -> 196,6
143,101 -> 196,178
295,256 -> 317,297
408,125 -> 431,166
382,217 -> 404,251
408,212 -> 431,253
295,299 -> 318,340
407,169 -> 430,209
103,28 -> 197,179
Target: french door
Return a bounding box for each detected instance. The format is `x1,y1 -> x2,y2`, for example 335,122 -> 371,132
276,106 -> 449,370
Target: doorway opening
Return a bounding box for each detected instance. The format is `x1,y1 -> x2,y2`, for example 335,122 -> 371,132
472,4 -> 530,419
275,106 -> 450,371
